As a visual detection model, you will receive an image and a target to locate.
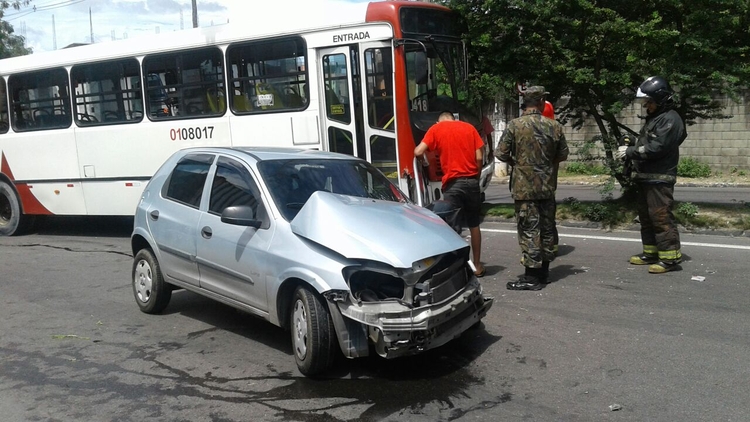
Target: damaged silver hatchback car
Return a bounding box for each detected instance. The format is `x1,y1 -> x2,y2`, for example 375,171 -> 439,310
131,147 -> 493,375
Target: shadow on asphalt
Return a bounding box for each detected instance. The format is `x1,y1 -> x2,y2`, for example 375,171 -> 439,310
29,216 -> 133,238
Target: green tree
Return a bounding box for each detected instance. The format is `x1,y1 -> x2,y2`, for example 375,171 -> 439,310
1,1 -> 33,59
444,0 -> 750,177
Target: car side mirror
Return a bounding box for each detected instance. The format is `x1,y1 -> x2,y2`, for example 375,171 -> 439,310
221,205 -> 262,228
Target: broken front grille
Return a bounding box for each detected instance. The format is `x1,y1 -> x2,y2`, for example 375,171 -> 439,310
415,251 -> 470,305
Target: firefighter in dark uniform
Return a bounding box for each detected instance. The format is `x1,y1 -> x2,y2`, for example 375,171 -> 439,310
496,86 -> 569,290
616,76 -> 687,273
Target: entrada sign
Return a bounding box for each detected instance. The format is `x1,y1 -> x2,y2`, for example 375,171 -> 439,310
333,31 -> 371,43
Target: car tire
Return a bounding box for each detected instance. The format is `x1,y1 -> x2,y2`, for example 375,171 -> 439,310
0,180 -> 34,236
290,285 -> 337,376
132,249 -> 172,314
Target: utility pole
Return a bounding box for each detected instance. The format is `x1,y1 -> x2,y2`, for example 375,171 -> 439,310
191,0 -> 198,28
89,7 -> 94,43
52,15 -> 57,50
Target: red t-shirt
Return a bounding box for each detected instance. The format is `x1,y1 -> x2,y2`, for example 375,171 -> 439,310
421,120 -> 484,186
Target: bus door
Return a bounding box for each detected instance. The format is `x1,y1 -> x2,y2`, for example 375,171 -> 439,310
318,46 -> 366,160
356,42 -> 398,185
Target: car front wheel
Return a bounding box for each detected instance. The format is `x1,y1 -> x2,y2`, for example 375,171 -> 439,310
132,249 -> 172,314
290,285 -> 337,376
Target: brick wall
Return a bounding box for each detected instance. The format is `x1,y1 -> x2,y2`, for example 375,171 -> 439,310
490,95 -> 750,173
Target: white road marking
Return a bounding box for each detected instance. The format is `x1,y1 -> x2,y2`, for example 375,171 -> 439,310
480,229 -> 750,251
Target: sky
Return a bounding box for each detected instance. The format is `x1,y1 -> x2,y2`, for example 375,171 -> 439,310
4,0 -> 371,53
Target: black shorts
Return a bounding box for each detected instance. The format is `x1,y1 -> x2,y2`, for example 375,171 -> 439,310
442,177 -> 481,228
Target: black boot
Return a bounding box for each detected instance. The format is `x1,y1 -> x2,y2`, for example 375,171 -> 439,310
540,261 -> 550,284
507,267 -> 543,291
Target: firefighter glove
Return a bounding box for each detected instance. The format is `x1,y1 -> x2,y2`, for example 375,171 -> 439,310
615,146 -> 628,161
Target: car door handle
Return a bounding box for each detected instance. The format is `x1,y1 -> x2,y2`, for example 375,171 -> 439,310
149,210 -> 159,220
201,226 -> 212,239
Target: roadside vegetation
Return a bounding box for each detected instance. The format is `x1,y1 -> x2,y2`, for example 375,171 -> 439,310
485,156 -> 750,232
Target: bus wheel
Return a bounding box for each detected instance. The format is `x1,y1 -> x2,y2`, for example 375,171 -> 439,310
0,181 -> 32,236
290,285 -> 337,376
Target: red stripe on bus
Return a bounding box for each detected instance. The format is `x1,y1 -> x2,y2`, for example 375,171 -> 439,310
1,153 -> 54,215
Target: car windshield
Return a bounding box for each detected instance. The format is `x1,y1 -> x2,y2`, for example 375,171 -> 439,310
258,158 -> 409,221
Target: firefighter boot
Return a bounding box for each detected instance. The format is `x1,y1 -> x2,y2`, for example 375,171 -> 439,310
648,261 -> 681,274
629,253 -> 659,265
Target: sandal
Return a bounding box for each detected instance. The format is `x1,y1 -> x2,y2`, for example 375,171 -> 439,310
474,267 -> 486,278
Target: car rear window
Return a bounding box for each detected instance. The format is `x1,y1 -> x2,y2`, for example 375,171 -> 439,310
162,154 -> 214,208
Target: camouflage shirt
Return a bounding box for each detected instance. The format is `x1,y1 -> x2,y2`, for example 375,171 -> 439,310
495,109 -> 568,200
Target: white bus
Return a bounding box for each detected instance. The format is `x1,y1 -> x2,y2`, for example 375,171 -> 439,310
0,0 -> 494,236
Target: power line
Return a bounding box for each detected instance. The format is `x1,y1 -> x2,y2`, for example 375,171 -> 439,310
5,0 -> 87,22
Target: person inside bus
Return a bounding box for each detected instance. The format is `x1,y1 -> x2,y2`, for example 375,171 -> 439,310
414,111 -> 486,277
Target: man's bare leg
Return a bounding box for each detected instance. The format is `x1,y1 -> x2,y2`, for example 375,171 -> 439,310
470,226 -> 484,275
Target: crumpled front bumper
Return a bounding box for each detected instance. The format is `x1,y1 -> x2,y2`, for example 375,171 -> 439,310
329,279 -> 494,359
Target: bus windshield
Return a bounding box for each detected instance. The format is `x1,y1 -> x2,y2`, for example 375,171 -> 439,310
405,41 -> 467,115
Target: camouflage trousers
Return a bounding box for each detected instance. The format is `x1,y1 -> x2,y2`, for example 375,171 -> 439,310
515,199 -> 557,268
636,182 -> 682,263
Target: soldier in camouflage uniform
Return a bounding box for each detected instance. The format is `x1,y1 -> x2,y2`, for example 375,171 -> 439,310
496,86 -> 569,290
616,76 -> 687,273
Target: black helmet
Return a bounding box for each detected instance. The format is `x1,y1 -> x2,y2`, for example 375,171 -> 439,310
636,76 -> 673,105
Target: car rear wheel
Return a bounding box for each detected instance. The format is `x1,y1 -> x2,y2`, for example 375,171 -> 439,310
0,180 -> 34,236
290,285 -> 337,376
132,249 -> 172,314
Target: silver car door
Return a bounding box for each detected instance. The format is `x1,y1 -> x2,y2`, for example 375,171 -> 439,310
147,153 -> 213,287
196,156 -> 274,312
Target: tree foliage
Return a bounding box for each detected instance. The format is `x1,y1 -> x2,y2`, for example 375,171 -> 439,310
0,1 -> 32,59
443,0 -> 750,147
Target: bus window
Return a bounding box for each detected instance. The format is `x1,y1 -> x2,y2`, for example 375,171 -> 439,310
71,58 -> 143,126
364,47 -> 394,131
8,68 -> 72,132
226,37 -> 308,113
328,127 -> 354,156
322,53 -> 351,125
0,78 -> 8,134
142,47 -> 225,120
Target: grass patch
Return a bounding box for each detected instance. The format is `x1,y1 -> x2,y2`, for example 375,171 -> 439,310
674,203 -> 750,230
482,203 -> 515,219
678,157 -> 712,178
561,162 -> 610,176
556,197 -> 637,228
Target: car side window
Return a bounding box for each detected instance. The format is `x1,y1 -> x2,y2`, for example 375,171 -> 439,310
162,154 -> 214,208
209,157 -> 266,221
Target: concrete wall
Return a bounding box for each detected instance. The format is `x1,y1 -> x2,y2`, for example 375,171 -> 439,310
489,94 -> 750,173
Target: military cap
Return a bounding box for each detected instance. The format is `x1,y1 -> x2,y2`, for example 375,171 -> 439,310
523,86 -> 549,100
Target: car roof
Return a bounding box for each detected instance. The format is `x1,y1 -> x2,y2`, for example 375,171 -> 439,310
179,146 -> 360,163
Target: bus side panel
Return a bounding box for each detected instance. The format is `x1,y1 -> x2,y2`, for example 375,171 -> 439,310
228,113 -> 321,147
80,181 -> 147,215
2,131 -> 87,215
74,119 -> 231,215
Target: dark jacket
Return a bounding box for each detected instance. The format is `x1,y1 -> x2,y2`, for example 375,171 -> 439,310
626,108 -> 687,184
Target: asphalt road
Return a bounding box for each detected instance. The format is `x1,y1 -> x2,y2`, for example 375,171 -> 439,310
1,219 -> 749,421
485,182 -> 750,205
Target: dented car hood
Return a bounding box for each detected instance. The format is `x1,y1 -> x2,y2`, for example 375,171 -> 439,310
290,191 -> 468,268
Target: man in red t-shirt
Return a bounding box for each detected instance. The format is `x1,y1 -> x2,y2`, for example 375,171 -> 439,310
414,111 -> 486,277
